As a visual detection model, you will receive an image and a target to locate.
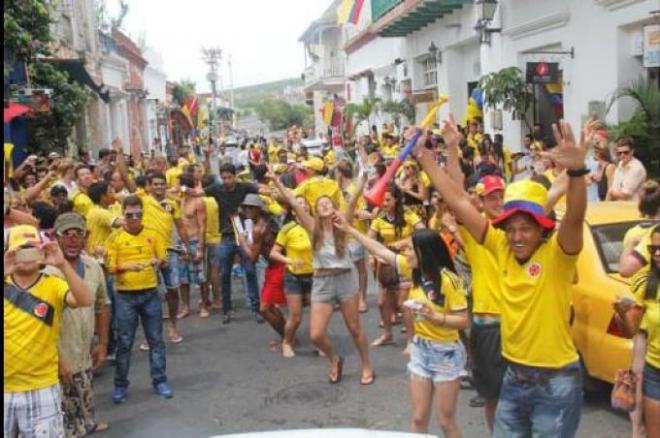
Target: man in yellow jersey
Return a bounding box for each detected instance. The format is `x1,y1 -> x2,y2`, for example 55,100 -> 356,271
86,181 -> 123,258
416,117 -> 594,437
201,174 -> 222,313
142,172 -> 188,343
4,225 -> 93,437
106,195 -> 172,404
48,213 -> 110,436
72,164 -> 94,216
293,157 -> 345,211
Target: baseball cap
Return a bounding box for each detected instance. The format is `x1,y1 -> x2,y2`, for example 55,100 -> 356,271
7,225 -> 42,251
54,212 -> 87,234
491,180 -> 555,231
479,175 -> 506,197
302,157 -> 325,173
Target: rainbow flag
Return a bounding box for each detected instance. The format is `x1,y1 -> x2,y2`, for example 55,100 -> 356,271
337,0 -> 364,25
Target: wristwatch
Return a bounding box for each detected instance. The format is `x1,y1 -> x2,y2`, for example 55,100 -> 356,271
566,167 -> 590,177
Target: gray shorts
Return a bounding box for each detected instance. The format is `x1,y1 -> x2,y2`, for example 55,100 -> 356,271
348,240 -> 366,262
312,268 -> 358,303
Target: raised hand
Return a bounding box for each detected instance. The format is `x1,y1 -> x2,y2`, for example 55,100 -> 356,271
42,241 -> 66,269
547,119 -> 590,171
440,114 -> 462,149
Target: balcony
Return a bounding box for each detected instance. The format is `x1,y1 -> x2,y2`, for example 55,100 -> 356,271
303,58 -> 346,92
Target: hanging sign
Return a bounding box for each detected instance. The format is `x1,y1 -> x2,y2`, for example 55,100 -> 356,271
526,62 -> 559,84
643,24 -> 660,68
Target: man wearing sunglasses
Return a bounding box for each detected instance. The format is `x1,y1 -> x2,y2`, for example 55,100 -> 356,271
106,195 -> 172,404
607,136 -> 647,201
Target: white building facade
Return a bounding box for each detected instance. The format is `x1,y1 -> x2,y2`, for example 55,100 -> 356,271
143,47 -> 168,150
314,0 -> 659,151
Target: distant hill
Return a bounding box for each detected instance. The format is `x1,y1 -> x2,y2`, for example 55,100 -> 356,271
233,77 -> 304,109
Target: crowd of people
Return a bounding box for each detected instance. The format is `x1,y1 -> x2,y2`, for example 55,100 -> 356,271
4,115 -> 658,438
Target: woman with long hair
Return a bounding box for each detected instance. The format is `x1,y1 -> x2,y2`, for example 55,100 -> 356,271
270,170 -> 375,385
369,184 -> 424,350
615,225 -> 660,438
398,161 -> 428,223
336,217 -> 468,437
270,196 -> 314,358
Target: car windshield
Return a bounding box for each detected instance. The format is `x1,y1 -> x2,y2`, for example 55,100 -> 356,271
591,221 -> 643,273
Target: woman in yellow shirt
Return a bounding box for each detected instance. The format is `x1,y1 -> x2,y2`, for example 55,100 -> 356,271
615,225 -> 660,438
270,196 -> 314,358
369,184 -> 423,349
337,217 -> 468,437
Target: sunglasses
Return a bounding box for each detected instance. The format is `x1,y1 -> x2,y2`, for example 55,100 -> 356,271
648,245 -> 660,255
616,150 -> 631,156
125,211 -> 144,220
59,229 -> 85,238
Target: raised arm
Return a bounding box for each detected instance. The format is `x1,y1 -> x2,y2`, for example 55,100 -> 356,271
42,241 -> 93,308
334,213 -> 397,266
344,172 -> 368,224
269,169 -> 315,234
443,114 -> 465,186
413,119 -> 488,242
112,138 -> 137,193
547,120 -> 592,255
23,170 -> 57,203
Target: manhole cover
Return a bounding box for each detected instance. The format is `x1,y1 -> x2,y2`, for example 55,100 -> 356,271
265,382 -> 347,408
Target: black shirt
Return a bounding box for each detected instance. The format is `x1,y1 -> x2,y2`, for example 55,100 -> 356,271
205,182 -> 259,236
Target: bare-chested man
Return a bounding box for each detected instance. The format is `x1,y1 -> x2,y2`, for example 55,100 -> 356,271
177,173 -> 207,318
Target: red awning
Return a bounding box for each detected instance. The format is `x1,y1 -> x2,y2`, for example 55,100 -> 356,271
3,102 -> 35,124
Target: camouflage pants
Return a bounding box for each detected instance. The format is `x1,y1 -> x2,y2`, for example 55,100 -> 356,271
61,369 -> 98,438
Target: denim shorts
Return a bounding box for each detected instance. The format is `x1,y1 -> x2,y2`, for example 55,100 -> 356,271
205,243 -> 222,268
284,271 -> 312,295
494,361 -> 582,438
643,362 -> 660,401
160,250 -> 180,289
179,239 -> 206,285
407,336 -> 467,383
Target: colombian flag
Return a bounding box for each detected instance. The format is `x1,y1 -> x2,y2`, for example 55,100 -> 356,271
337,0 -> 365,25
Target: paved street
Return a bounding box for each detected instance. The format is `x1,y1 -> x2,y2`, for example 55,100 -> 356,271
92,277 -> 630,438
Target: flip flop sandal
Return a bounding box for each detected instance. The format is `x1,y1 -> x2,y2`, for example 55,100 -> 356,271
168,335 -> 183,344
371,336 -> 395,347
360,372 -> 376,386
139,343 -> 150,352
328,356 -> 344,384
89,423 -> 109,434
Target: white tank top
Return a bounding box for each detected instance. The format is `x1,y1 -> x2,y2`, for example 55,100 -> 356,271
313,231 -> 353,270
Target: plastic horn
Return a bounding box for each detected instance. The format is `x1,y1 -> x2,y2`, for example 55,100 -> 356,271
364,94 -> 449,207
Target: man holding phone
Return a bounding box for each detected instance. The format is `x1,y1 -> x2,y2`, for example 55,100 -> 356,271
4,225 -> 93,437
106,195 -> 172,404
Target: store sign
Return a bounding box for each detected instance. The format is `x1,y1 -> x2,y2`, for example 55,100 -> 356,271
526,62 -> 559,84
643,24 -> 660,68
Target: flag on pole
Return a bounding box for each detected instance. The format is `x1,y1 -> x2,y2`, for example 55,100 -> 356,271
323,101 -> 335,127
337,0 -> 353,25
348,0 -> 365,24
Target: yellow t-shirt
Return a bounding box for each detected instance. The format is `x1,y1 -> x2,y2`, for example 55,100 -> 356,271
396,255 -> 467,343
4,273 -> 69,392
344,181 -> 369,234
631,226 -> 655,271
370,209 -> 421,247
72,191 -> 92,216
275,222 -> 314,275
467,133 -> 483,151
142,194 -> 181,249
107,227 -> 166,291
294,176 -> 345,213
268,144 -> 282,163
165,167 -> 183,188
86,204 -> 120,255
203,197 -> 221,245
459,225 -> 501,315
482,226 -> 579,368
381,144 -> 400,159
632,270 -> 660,369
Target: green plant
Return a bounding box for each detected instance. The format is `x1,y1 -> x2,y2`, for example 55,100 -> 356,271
478,66 -> 534,131
607,77 -> 660,175
5,0 -> 90,155
344,97 -> 381,125
381,97 -> 416,128
254,98 -> 312,131
171,80 -> 197,106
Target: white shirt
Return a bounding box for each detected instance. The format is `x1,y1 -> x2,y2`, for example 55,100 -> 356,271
610,157 -> 647,201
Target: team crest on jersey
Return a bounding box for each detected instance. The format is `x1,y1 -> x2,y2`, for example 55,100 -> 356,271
34,302 -> 49,318
527,262 -> 542,278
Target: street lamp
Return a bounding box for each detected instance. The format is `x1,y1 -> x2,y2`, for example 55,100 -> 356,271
428,42 -> 438,64
474,0 -> 501,45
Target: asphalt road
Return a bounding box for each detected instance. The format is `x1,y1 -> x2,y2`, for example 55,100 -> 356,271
93,277 -> 630,438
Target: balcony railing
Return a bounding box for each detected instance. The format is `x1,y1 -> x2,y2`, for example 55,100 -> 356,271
304,59 -> 345,85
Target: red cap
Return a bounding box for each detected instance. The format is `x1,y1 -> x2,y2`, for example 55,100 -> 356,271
480,175 -> 506,197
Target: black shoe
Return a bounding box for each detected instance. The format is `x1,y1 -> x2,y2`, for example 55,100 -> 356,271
222,313 -> 231,324
254,312 -> 265,324
469,395 -> 486,407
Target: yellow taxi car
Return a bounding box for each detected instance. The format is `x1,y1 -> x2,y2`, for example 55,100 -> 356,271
556,201 -> 643,385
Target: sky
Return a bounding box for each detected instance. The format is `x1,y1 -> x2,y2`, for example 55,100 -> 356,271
110,0 -> 334,92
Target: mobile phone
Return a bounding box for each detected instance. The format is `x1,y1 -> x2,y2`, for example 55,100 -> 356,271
15,247 -> 45,263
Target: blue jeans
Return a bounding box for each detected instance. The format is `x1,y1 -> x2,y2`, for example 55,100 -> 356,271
219,235 -> 259,314
494,361 -> 582,438
113,289 -> 167,389
105,275 -> 117,356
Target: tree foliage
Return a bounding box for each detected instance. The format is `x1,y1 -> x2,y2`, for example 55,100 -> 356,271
254,99 -> 313,131
5,0 -> 90,155
382,97 -> 416,128
344,97 -> 381,124
608,77 -> 660,174
171,79 -> 196,106
478,66 -> 534,131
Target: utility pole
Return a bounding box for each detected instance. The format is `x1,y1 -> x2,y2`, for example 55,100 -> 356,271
228,53 -> 236,128
201,47 -> 222,137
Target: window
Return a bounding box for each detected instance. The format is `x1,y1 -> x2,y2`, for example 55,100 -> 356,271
591,221 -> 643,273
422,57 -> 437,87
